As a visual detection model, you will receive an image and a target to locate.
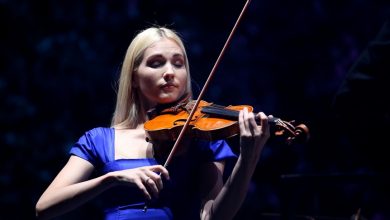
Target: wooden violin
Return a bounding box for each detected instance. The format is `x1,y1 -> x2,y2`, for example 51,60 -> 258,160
144,99 -> 309,145
142,0 -> 309,211
140,0 -> 309,171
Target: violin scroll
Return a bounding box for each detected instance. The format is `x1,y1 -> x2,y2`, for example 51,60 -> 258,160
269,118 -> 310,145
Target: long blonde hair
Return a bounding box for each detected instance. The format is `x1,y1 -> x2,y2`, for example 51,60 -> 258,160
111,27 -> 192,128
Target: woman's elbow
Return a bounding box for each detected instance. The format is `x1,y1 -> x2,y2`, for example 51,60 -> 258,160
35,201 -> 44,219
35,200 -> 50,220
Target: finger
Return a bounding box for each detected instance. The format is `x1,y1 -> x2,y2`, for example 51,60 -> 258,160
258,112 -> 270,135
248,112 -> 259,135
140,172 -> 159,198
239,109 -> 250,137
148,165 -> 171,191
135,180 -> 152,200
145,170 -> 163,191
150,165 -> 170,181
145,177 -> 160,198
239,109 -> 245,133
242,107 -> 249,130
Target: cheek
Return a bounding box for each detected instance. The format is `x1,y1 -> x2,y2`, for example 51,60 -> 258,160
178,71 -> 189,90
136,74 -> 158,95
137,71 -> 157,88
139,77 -> 154,88
139,80 -> 157,97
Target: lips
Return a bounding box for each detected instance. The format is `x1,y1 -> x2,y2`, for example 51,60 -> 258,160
160,83 -> 177,91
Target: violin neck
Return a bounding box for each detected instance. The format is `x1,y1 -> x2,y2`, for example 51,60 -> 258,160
201,105 -> 279,125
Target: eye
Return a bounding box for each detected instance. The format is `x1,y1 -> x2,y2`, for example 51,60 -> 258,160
172,59 -> 185,68
147,58 -> 165,68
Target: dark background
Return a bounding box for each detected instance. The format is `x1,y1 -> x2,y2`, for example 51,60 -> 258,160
2,0 -> 390,219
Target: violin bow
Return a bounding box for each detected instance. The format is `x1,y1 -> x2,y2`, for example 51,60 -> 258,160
163,0 -> 252,168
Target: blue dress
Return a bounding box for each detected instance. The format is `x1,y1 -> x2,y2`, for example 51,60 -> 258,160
69,127 -> 237,220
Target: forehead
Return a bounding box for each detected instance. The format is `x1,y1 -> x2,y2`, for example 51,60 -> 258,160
143,38 -> 184,58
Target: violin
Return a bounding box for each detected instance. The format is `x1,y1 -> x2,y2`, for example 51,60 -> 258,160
141,0 -> 309,171
143,0 -> 309,211
144,99 -> 310,145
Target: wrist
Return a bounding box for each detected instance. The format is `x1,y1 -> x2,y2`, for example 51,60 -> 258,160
239,149 -> 260,165
237,154 -> 259,174
102,172 -> 118,188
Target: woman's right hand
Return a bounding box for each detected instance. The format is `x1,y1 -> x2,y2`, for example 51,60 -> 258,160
111,165 -> 170,200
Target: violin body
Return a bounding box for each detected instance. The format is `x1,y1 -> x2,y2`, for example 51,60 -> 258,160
144,100 -> 309,145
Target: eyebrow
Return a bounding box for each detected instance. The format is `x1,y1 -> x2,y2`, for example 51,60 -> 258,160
147,53 -> 184,59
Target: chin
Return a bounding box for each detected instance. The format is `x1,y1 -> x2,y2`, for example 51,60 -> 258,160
158,94 -> 182,104
158,97 -> 177,105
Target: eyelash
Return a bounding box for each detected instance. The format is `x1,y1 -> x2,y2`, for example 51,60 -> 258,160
149,61 -> 163,68
148,60 -> 184,68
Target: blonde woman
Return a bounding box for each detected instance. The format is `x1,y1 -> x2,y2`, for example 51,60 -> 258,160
35,26 -> 270,220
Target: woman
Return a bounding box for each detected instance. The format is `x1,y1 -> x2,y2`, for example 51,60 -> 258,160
35,26 -> 271,220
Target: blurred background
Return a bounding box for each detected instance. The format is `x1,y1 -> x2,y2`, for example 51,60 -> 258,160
1,0 -> 390,219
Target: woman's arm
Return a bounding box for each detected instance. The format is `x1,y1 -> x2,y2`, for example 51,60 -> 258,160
35,156 -> 112,219
35,155 -> 169,220
200,108 -> 270,220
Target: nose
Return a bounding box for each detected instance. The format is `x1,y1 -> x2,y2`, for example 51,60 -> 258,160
163,63 -> 175,81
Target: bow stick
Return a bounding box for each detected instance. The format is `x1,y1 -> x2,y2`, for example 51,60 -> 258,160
163,0 -> 252,168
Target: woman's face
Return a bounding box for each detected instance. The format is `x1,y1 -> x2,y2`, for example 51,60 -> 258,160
134,38 -> 188,107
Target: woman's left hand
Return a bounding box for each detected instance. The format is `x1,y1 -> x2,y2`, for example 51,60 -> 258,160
238,107 -> 270,163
